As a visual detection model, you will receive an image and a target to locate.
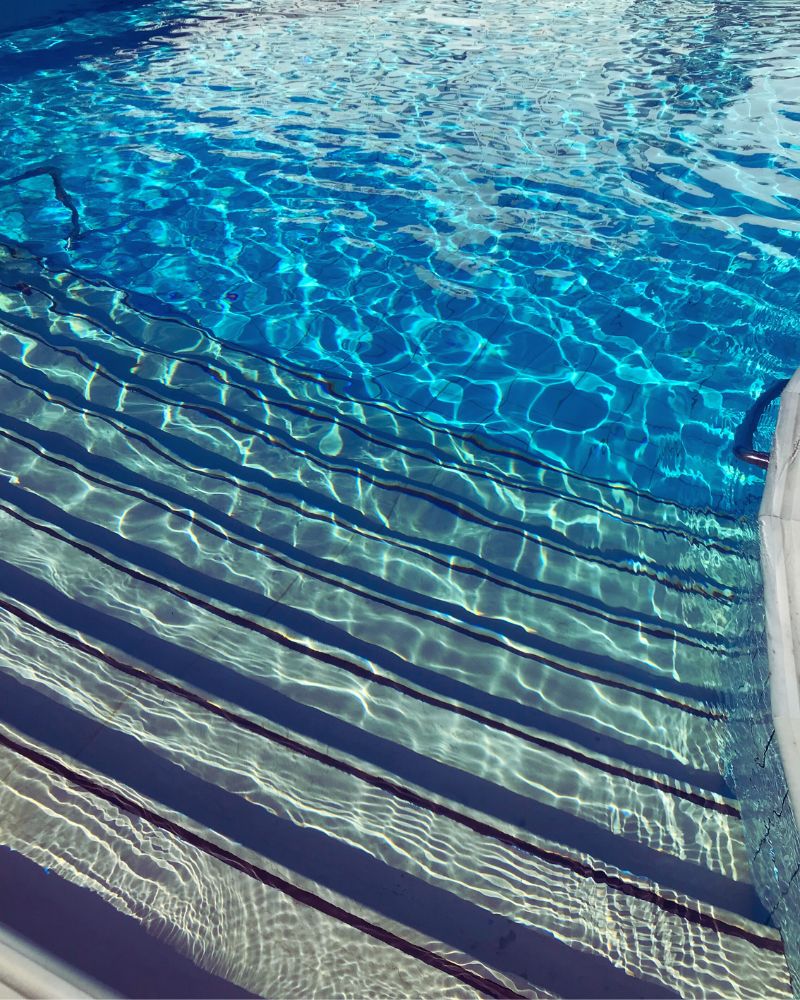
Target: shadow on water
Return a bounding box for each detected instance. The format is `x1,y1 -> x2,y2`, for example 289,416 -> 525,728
0,0 -> 164,36
621,0 -> 767,115
0,847 -> 256,999
0,0 -> 195,84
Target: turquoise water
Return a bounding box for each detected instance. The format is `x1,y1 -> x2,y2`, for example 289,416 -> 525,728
1,1 -> 800,997
1,0 -> 799,510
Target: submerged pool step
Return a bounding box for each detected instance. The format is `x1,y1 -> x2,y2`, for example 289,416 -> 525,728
0,264 -> 746,671
0,568 -> 788,997
0,243 -> 748,557
0,316 -> 734,778
0,244 -> 790,999
0,250 -> 750,623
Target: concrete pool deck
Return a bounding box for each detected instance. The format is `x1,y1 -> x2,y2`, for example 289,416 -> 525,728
759,369 -> 800,833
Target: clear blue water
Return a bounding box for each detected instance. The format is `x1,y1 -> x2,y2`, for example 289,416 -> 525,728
2,1 -> 800,997
1,0 -> 799,511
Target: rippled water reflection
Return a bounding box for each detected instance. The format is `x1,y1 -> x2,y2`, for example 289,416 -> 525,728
1,0 -> 799,508
1,0 -> 799,996
0,243 -> 791,996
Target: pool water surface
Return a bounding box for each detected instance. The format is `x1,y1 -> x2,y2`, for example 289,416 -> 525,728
0,0 -> 799,996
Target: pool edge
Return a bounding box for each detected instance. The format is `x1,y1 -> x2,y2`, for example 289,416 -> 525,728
759,368 -> 800,834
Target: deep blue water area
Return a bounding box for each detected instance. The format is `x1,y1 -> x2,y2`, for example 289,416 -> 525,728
1,0 -> 799,512
0,0 -> 156,36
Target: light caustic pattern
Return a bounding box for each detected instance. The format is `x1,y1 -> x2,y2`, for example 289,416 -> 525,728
0,0 -> 799,508
0,0 -> 799,996
0,244 -> 792,998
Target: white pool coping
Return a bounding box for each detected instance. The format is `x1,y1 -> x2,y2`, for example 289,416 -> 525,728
0,925 -> 105,999
759,368 -> 800,831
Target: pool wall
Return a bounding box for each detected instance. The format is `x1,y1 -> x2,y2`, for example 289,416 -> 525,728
738,370 -> 800,990
760,370 -> 800,829
723,427 -> 800,991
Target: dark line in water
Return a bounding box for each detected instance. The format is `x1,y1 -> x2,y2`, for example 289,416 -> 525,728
0,562 -> 747,912
50,289 -> 735,551
754,728 -> 776,769
0,359 -> 729,709
0,312 -> 732,612
0,670 -> 691,1000
0,408 -> 725,726
0,240 -> 741,526
0,589 -> 739,876
0,728 -> 525,1000
0,491 -> 735,795
0,276 -> 745,564
0,167 -> 82,246
0,702 -> 779,957
0,313 -> 735,608
0,341 -> 719,640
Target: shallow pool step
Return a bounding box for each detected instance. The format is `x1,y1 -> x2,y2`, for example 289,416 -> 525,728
0,243 -> 790,999
0,270 -> 738,775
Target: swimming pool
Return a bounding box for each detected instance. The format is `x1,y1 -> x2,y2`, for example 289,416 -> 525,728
0,0 -> 799,996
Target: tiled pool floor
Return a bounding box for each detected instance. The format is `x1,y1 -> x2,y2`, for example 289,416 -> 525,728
0,241 -> 791,998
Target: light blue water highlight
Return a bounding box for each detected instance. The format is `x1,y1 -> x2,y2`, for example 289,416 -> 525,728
1,0 -> 799,511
